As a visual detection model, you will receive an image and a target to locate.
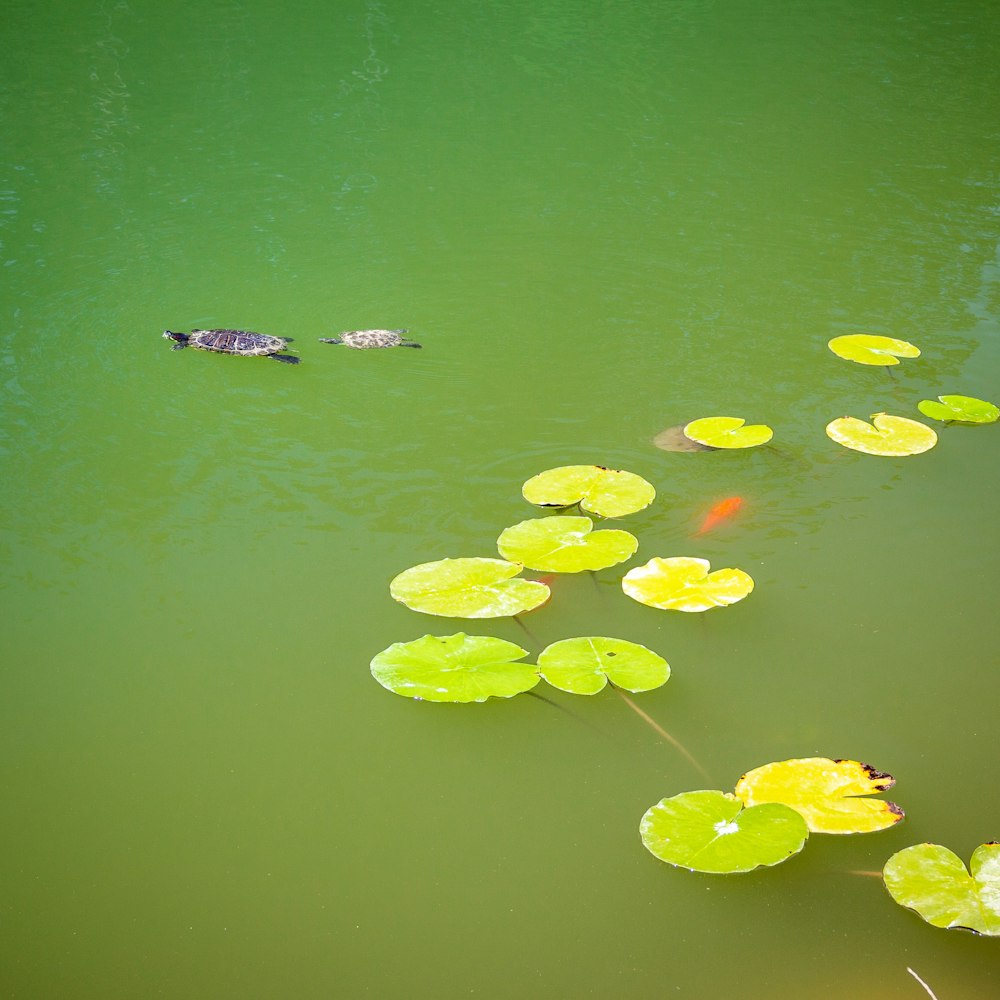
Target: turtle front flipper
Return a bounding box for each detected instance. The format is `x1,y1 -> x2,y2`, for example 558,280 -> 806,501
318,338 -> 343,345
403,340 -> 423,348
270,353 -> 301,364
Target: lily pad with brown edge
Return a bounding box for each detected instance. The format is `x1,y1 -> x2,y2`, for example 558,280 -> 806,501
536,636 -> 669,695
683,416 -> 773,450
622,556 -> 753,612
917,394 -> 999,424
522,465 -> 656,518
826,413 -> 937,456
497,516 -> 638,573
828,334 -> 921,366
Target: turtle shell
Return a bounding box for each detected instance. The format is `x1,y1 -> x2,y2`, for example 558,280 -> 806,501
340,329 -> 407,349
189,329 -> 288,356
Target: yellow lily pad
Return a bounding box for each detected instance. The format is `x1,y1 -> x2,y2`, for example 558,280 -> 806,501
522,465 -> 656,517
826,412 -> 937,456
621,556 -> 754,612
497,516 -> 638,573
828,334 -> 921,366
683,416 -> 773,450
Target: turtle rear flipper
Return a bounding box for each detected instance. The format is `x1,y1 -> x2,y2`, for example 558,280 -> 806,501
318,338 -> 343,345
270,354 -> 301,364
403,341 -> 422,348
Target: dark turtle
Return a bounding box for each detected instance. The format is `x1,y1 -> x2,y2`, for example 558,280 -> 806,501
163,329 -> 300,364
318,328 -> 422,349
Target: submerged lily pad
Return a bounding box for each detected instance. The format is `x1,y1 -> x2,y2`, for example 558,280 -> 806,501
522,465 -> 656,517
917,394 -> 999,424
622,556 -> 754,612
883,842 -> 1000,935
735,758 -> 904,834
826,413 -> 937,456
828,334 -> 921,366
497,516 -> 638,573
652,425 -> 714,453
390,557 -> 550,618
640,790 -> 809,874
683,417 -> 773,450
370,633 -> 538,703
537,636 -> 670,695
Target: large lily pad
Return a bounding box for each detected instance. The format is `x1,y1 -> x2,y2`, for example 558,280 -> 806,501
390,557 -> 550,617
640,790 -> 809,874
497,516 -> 638,573
735,758 -> 904,834
883,842 -> 1000,935
537,636 -> 670,695
522,465 -> 656,517
622,556 -> 754,612
828,334 -> 921,366
917,394 -> 999,424
826,413 -> 937,456
370,633 -> 538,703
683,417 -> 773,450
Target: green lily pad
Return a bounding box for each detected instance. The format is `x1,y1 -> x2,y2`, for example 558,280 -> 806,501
828,334 -> 921,366
735,758 -> 904,834
370,633 -> 538,703
522,465 -> 656,518
683,417 -> 773,450
622,556 -> 754,612
537,637 -> 670,695
390,557 -> 550,618
497,516 -> 638,573
917,394 -> 999,424
640,790 -> 809,874
883,842 -> 1000,935
826,413 -> 937,456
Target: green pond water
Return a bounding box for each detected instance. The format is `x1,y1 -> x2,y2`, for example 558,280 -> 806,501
2,0 -> 999,996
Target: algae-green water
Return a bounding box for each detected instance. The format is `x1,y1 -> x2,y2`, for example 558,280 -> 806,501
3,1 -> 999,996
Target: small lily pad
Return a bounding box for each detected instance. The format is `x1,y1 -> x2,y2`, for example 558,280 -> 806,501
917,394 -> 999,424
522,465 -> 656,517
622,556 -> 754,612
537,636 -> 670,695
828,334 -> 921,366
640,790 -> 809,874
883,842 -> 1000,935
370,633 -> 538,702
826,413 -> 937,456
735,758 -> 904,834
683,417 -> 773,450
390,557 -> 550,617
497,516 -> 638,573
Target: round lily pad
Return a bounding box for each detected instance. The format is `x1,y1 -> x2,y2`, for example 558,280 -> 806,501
497,516 -> 638,573
917,394 -> 999,424
522,465 -> 656,517
537,636 -> 670,695
390,557 -> 550,618
640,789 -> 809,874
826,413 -> 937,456
883,842 -> 1000,935
622,556 -> 754,612
652,425 -> 714,453
828,334 -> 921,366
370,633 -> 538,703
683,417 -> 773,450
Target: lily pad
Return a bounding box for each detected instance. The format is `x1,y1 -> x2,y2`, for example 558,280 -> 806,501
652,425 -> 714,453
683,417 -> 773,450
622,556 -> 754,612
917,394 -> 999,424
522,465 -> 656,517
828,334 -> 921,366
640,790 -> 809,874
537,636 -> 670,695
826,413 -> 937,456
390,557 -> 550,618
734,758 -> 904,834
497,516 -> 638,573
883,842 -> 1000,935
370,633 -> 538,703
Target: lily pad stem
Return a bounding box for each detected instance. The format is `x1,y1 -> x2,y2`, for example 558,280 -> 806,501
613,688 -> 711,781
511,614 -> 539,644
906,968 -> 940,1000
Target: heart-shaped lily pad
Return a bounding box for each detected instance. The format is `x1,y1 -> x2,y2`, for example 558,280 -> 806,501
735,758 -> 904,834
370,633 -> 538,702
883,842 -> 1000,935
622,556 -> 754,612
497,516 -> 638,573
683,417 -> 773,450
537,637 -> 670,695
390,557 -> 550,617
917,394 -> 999,424
828,334 -> 921,366
826,413 -> 937,456
640,790 -> 809,874
521,465 -> 656,518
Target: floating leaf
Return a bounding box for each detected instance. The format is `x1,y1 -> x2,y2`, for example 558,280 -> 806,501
683,416 -> 773,449
828,334 -> 921,366
497,516 -> 638,573
522,465 -> 656,517
652,425 -> 714,453
735,758 -> 904,834
622,556 -> 753,612
370,633 -> 538,703
390,557 -> 549,618
917,394 -> 999,424
826,413 -> 937,456
883,842 -> 1000,935
640,790 -> 809,874
537,637 -> 670,695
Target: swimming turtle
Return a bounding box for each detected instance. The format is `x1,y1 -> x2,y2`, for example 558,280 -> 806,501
163,329 -> 300,364
318,328 -> 422,349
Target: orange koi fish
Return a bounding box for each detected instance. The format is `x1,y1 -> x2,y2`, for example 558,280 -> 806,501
696,496 -> 743,535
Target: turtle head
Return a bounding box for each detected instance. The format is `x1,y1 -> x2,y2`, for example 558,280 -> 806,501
163,330 -> 188,344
